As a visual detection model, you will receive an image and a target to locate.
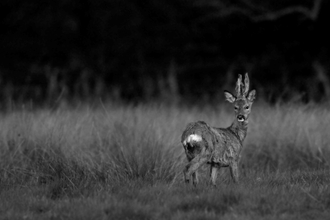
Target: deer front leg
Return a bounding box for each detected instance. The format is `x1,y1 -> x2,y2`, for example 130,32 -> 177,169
209,165 -> 219,186
184,156 -> 207,185
229,161 -> 239,183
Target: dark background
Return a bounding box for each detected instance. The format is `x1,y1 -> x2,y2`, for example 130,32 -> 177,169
0,0 -> 329,106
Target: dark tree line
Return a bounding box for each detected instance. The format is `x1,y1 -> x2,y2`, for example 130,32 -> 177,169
0,0 -> 329,106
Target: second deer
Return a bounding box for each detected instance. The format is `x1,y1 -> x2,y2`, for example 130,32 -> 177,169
181,73 -> 256,186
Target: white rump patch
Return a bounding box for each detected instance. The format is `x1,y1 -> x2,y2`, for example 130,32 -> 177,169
183,134 -> 202,146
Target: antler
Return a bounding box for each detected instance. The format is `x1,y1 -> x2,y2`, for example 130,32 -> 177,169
235,74 -> 242,97
235,73 -> 250,98
244,73 -> 250,96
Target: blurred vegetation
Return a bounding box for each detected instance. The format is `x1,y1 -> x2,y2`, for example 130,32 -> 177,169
0,0 -> 329,105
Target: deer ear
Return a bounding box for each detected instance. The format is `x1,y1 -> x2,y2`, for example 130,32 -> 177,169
247,89 -> 256,102
224,90 -> 236,103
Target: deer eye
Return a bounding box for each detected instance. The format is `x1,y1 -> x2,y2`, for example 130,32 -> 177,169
244,106 -> 249,110
234,106 -> 238,110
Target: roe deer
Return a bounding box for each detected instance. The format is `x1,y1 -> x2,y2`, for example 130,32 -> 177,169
181,73 -> 256,186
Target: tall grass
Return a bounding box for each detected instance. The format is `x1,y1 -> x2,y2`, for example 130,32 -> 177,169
0,101 -> 330,197
245,103 -> 330,172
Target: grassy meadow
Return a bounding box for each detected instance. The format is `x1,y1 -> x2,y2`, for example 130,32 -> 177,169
0,101 -> 330,219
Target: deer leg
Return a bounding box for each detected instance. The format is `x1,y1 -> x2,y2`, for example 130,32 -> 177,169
192,171 -> 198,186
209,165 -> 219,187
184,156 -> 207,185
229,162 -> 239,183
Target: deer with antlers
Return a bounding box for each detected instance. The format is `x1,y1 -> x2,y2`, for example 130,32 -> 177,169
181,73 -> 256,186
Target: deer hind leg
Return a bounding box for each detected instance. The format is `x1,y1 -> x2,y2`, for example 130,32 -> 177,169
184,156 -> 207,185
192,171 -> 198,186
229,161 -> 239,183
209,165 -> 219,186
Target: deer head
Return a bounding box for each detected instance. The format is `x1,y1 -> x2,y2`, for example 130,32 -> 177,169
224,73 -> 256,123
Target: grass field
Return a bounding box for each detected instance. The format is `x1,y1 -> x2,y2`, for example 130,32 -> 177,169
0,101 -> 330,219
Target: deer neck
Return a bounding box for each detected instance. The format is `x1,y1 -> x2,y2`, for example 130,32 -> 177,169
229,119 -> 248,142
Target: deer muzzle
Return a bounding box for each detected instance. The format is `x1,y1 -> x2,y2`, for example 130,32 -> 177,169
237,115 -> 245,122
